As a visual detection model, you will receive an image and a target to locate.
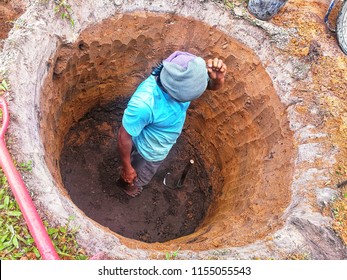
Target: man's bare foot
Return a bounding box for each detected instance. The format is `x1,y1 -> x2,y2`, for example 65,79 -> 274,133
116,178 -> 143,197
123,184 -> 143,197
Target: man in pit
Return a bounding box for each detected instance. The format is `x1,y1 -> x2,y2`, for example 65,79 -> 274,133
117,51 -> 227,197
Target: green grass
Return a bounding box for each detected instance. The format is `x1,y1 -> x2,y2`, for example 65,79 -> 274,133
0,80 -> 9,93
53,0 -> 75,27
165,247 -> 180,260
0,168 -> 88,260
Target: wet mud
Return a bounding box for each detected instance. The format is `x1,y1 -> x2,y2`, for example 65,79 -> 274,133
60,100 -> 212,243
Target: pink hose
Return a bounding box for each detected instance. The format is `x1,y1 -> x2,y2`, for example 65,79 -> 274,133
0,97 -> 59,260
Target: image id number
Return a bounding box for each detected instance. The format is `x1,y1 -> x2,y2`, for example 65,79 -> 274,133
192,266 -> 251,276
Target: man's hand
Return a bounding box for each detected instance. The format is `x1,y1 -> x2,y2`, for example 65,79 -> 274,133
207,58 -> 227,91
120,166 -> 137,185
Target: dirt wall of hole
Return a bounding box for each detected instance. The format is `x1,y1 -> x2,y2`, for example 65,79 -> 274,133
40,12 -> 295,250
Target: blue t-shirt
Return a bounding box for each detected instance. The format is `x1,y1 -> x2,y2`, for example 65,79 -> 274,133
122,75 -> 190,161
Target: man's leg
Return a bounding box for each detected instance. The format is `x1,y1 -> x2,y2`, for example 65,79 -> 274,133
118,149 -> 163,197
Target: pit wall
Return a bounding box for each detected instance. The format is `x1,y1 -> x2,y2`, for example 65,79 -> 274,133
41,13 -> 294,250
0,0 -> 345,259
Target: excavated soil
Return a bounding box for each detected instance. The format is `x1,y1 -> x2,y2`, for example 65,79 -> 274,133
40,13 -> 294,248
0,0 -> 25,49
59,100 -> 212,243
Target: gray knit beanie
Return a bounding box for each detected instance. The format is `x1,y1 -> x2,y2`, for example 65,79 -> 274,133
160,51 -> 208,102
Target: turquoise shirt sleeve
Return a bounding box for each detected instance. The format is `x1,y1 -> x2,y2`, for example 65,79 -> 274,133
122,95 -> 152,137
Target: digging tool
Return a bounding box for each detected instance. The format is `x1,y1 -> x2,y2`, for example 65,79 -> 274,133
163,159 -> 194,189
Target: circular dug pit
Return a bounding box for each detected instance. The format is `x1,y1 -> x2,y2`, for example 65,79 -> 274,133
40,13 -> 294,248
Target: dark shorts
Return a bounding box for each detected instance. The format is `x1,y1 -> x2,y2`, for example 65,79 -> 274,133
131,148 -> 163,188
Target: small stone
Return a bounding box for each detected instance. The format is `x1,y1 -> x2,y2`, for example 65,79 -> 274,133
234,7 -> 243,17
114,0 -> 124,6
300,47 -> 309,56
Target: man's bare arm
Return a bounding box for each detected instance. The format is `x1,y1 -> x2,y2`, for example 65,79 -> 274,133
117,125 -> 137,184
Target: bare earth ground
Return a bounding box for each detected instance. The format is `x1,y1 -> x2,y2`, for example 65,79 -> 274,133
273,0 -> 347,181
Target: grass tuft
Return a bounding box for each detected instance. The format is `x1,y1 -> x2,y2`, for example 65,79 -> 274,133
0,168 -> 87,260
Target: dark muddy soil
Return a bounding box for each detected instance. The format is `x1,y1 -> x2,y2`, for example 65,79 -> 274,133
60,99 -> 212,243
